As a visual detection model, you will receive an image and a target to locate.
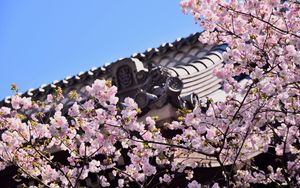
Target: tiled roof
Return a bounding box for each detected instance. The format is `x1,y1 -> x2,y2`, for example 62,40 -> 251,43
0,32 -> 226,106
168,49 -> 225,99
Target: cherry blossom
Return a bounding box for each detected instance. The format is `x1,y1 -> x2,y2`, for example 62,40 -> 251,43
0,0 -> 299,187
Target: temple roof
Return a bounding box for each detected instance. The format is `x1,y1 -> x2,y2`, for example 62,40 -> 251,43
0,32 -> 226,107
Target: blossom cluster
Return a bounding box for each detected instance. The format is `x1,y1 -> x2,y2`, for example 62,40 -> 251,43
181,0 -> 300,187
0,80 -> 222,187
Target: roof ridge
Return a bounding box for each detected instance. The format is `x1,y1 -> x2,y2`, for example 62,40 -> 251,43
0,32 -> 202,106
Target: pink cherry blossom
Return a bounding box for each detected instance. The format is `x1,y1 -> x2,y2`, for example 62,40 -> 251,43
0,1 -> 299,187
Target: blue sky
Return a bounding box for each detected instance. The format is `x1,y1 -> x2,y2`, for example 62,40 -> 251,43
0,1 -> 200,99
